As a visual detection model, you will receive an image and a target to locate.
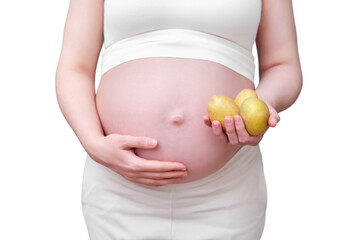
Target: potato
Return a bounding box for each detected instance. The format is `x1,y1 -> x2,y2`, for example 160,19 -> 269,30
234,89 -> 258,108
239,97 -> 269,136
207,95 -> 240,132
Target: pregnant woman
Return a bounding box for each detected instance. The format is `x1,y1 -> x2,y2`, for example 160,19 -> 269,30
56,0 -> 302,239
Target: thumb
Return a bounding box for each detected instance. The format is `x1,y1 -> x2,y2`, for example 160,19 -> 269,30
268,113 -> 280,127
121,135 -> 158,149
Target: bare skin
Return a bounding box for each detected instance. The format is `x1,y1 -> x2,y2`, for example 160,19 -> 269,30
55,0 -> 302,187
95,57 -> 255,182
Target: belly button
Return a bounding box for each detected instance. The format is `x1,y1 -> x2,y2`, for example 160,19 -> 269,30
170,114 -> 185,125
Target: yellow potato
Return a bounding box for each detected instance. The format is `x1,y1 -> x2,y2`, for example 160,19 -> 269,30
239,97 -> 269,136
234,89 -> 258,108
207,95 -> 240,132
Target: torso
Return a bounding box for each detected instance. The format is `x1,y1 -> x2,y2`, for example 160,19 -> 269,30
98,0 -> 261,182
96,57 -> 255,182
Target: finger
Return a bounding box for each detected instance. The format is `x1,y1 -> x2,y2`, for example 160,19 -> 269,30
245,124 -> 270,145
212,120 -> 223,136
203,115 -> 212,127
248,131 -> 266,146
268,113 -> 280,127
131,158 -> 187,172
234,115 -> 268,146
224,116 -> 239,145
121,135 -> 158,149
265,103 -> 280,127
134,177 -> 182,187
234,115 -> 250,143
134,171 -> 188,180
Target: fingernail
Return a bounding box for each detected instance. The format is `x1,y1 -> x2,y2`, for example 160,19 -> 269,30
225,118 -> 231,124
182,172 -> 188,177
148,139 -> 157,146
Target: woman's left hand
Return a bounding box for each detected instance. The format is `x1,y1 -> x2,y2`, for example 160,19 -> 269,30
203,102 -> 280,146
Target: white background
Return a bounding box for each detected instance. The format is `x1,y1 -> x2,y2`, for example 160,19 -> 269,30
0,0 -> 359,239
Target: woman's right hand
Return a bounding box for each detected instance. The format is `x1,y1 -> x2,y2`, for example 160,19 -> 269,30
87,134 -> 188,187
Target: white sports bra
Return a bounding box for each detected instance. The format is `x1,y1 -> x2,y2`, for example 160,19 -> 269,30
102,0 -> 262,81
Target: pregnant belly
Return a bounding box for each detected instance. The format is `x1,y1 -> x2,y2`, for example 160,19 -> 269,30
96,57 -> 255,182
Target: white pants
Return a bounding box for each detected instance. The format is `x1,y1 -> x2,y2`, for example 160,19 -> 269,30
81,145 -> 267,240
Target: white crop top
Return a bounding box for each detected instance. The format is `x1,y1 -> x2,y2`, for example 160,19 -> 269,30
102,0 -> 262,81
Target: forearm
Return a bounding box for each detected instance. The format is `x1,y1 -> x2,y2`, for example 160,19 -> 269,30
55,69 -> 104,152
255,63 -> 303,113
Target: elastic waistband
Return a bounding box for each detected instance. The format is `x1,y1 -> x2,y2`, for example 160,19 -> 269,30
101,29 -> 255,81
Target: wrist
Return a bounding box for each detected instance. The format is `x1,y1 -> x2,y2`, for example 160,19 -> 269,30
81,134 -> 105,157
255,90 -> 277,110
